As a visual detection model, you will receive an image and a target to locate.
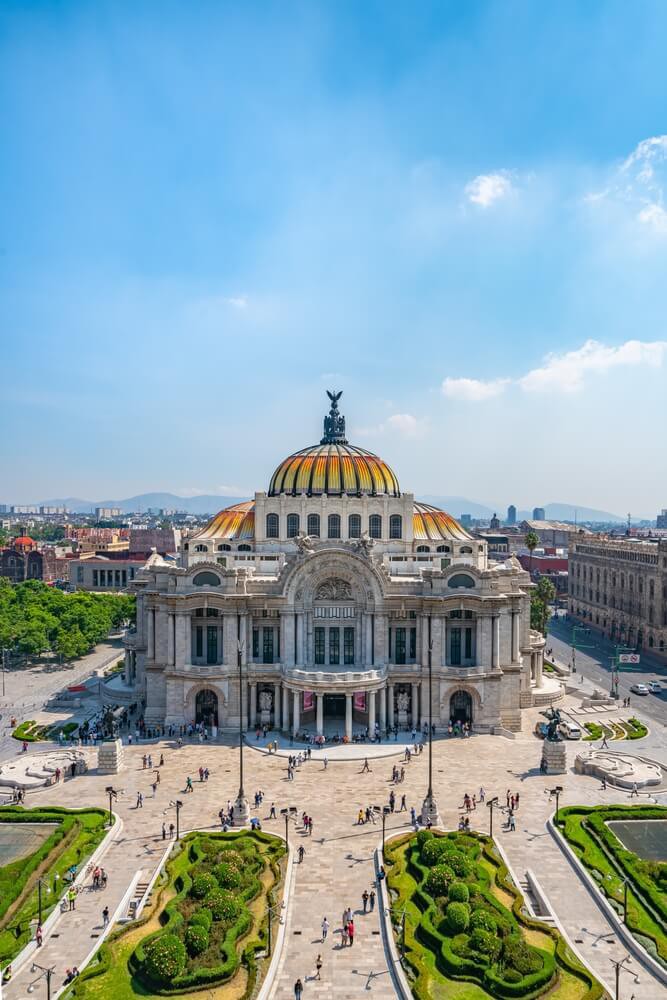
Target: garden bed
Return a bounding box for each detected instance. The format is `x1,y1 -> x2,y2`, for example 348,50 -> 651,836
65,829 -> 286,998
0,806 -> 108,966
583,718 -> 648,742
385,829 -> 603,999
555,804 -> 667,968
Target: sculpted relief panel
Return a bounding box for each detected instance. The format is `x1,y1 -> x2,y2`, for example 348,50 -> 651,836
315,577 -> 353,601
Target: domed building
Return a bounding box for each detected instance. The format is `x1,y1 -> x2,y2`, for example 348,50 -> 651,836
125,392 -> 547,737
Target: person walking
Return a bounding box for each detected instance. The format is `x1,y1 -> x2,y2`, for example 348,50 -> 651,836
323,756 -> 328,769
294,977 -> 303,999
102,906 -> 109,927
68,887 -> 77,911
298,844 -> 305,863
136,792 -> 143,809
348,918 -> 355,946
320,915 -> 330,941
369,889 -> 376,911
36,925 -> 43,947
400,793 -> 407,811
361,757 -> 370,773
362,890 -> 369,913
315,954 -> 322,980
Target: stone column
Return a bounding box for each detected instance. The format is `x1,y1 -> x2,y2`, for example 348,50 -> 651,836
512,611 -> 521,664
411,682 -> 419,728
475,616 -> 483,668
167,613 -> 175,666
345,693 -> 353,741
421,615 -> 430,665
379,685 -> 387,732
316,693 -> 324,736
175,612 -> 186,665
292,690 -> 300,736
296,612 -> 305,665
147,608 -> 155,660
442,615 -> 448,666
282,686 -> 290,733
274,683 -> 281,728
536,651 -> 544,688
185,614 -> 192,664
492,616 -> 500,669
368,690 -> 376,732
124,648 -> 132,684
364,613 -> 373,665
280,614 -> 287,665
250,683 -> 257,726
388,683 -> 395,728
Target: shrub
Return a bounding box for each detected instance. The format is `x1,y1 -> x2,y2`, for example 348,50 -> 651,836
470,908 -> 497,934
190,873 -> 217,899
470,927 -> 501,960
416,829 -> 434,848
184,924 -> 209,957
189,909 -> 213,929
448,882 -> 469,903
444,850 -> 474,879
215,862 -> 242,889
421,838 -> 450,867
425,864 -> 455,898
143,933 -> 186,985
503,935 -> 542,975
446,901 -> 470,934
206,889 -> 241,923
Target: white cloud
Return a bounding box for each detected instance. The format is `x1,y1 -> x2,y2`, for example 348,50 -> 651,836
216,484 -> 251,496
442,377 -> 509,401
519,339 -> 667,393
224,296 -> 248,309
465,171 -> 513,208
586,135 -> 667,232
638,202 -> 667,232
385,413 -> 428,438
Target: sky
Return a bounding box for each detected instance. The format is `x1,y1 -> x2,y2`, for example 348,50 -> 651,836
1,0 -> 667,517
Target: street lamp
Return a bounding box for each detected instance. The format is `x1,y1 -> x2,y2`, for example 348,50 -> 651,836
420,637 -> 441,827
622,878 -> 629,926
381,805 -> 391,856
29,962 -> 55,1000
549,785 -> 563,824
235,639 -> 250,825
36,878 -> 51,926
609,955 -> 640,1000
174,799 -> 183,841
105,785 -> 117,827
266,900 -> 285,956
486,796 -> 499,838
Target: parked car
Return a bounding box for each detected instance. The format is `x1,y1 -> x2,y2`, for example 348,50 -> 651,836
534,722 -> 549,739
647,681 -> 662,694
558,720 -> 582,740
630,683 -> 649,696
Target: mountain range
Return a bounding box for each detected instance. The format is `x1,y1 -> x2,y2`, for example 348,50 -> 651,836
28,492 -> 630,523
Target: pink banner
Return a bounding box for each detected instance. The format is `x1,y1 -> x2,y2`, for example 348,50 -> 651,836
302,691 -> 314,711
354,692 -> 366,712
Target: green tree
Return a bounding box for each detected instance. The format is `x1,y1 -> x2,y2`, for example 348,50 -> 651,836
525,530 -> 539,575
531,577 -> 556,635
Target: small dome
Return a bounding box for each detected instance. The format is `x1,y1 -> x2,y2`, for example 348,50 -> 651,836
195,501 -> 255,541
413,503 -> 472,542
14,536 -> 35,548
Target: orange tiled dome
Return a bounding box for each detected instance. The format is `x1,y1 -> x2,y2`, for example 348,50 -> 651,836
268,443 -> 400,497
412,503 -> 472,542
194,501 -> 255,540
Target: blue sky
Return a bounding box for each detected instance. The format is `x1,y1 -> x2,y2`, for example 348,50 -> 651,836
2,0 -> 667,516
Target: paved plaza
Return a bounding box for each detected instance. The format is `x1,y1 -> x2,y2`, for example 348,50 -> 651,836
0,683 -> 666,999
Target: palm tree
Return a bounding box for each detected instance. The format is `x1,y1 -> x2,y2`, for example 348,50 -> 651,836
525,530 -> 539,576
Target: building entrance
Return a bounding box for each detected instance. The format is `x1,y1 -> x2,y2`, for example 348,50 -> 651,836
195,688 -> 219,727
450,689 -> 473,726
324,693 -> 346,719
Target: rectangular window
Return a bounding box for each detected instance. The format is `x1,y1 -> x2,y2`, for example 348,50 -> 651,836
344,627 -> 354,664
465,627 -> 472,659
450,627 -> 461,666
314,627 -> 325,665
92,569 -> 97,586
329,627 -> 340,664
122,570 -> 127,586
130,567 -> 135,579
409,627 -> 416,660
388,627 -> 392,659
196,626 -> 203,659
207,625 -> 218,664
263,628 -> 274,664
395,627 -> 407,664
252,628 -> 259,659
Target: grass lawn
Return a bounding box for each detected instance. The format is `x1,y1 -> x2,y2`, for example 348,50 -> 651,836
0,806 -> 108,967
385,829 -> 603,999
66,830 -> 285,999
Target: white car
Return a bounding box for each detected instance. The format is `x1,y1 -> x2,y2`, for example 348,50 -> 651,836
647,681 -> 662,694
630,683 -> 649,696
558,720 -> 582,740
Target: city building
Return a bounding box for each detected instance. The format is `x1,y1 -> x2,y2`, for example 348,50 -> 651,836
459,513 -> 472,528
68,555 -> 146,591
657,509 -> 667,529
506,505 -> 516,526
569,536 -> 667,655
124,393 -> 546,735
519,519 -> 587,548
95,506 -> 123,520
518,550 -> 569,594
0,536 -> 44,583
532,507 -> 546,521
129,527 -> 181,558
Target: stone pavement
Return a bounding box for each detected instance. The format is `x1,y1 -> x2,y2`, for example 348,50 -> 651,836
1,689 -> 665,998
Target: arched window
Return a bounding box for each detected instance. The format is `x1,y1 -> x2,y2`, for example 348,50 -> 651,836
266,513 -> 279,538
369,514 -> 382,539
389,514 -> 402,539
194,544 -> 208,553
460,546 -> 473,554
416,545 -> 430,553
217,543 -> 231,551
448,573 -> 475,589
348,514 -> 361,538
649,579 -> 655,598
286,513 -> 300,538
238,543 -> 252,551
328,513 -> 341,538
307,513 -> 320,537
193,571 -> 220,586
436,544 -> 450,553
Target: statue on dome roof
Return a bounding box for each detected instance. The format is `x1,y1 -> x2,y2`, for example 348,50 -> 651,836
321,390 -> 348,444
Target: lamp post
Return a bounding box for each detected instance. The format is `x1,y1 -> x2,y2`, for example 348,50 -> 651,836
549,785 -> 563,824
28,962 -> 55,1000
487,796 -> 499,838
381,805 -> 390,855
266,900 -> 285,956
36,878 -> 51,926
420,637 -> 442,827
105,785 -> 117,827
235,638 -> 250,825
622,878 -> 629,926
174,799 -> 182,841
609,955 -> 640,1000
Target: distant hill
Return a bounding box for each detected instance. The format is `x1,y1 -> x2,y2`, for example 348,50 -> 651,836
542,503 -> 625,524
418,496 -> 496,519
37,493 -> 245,516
